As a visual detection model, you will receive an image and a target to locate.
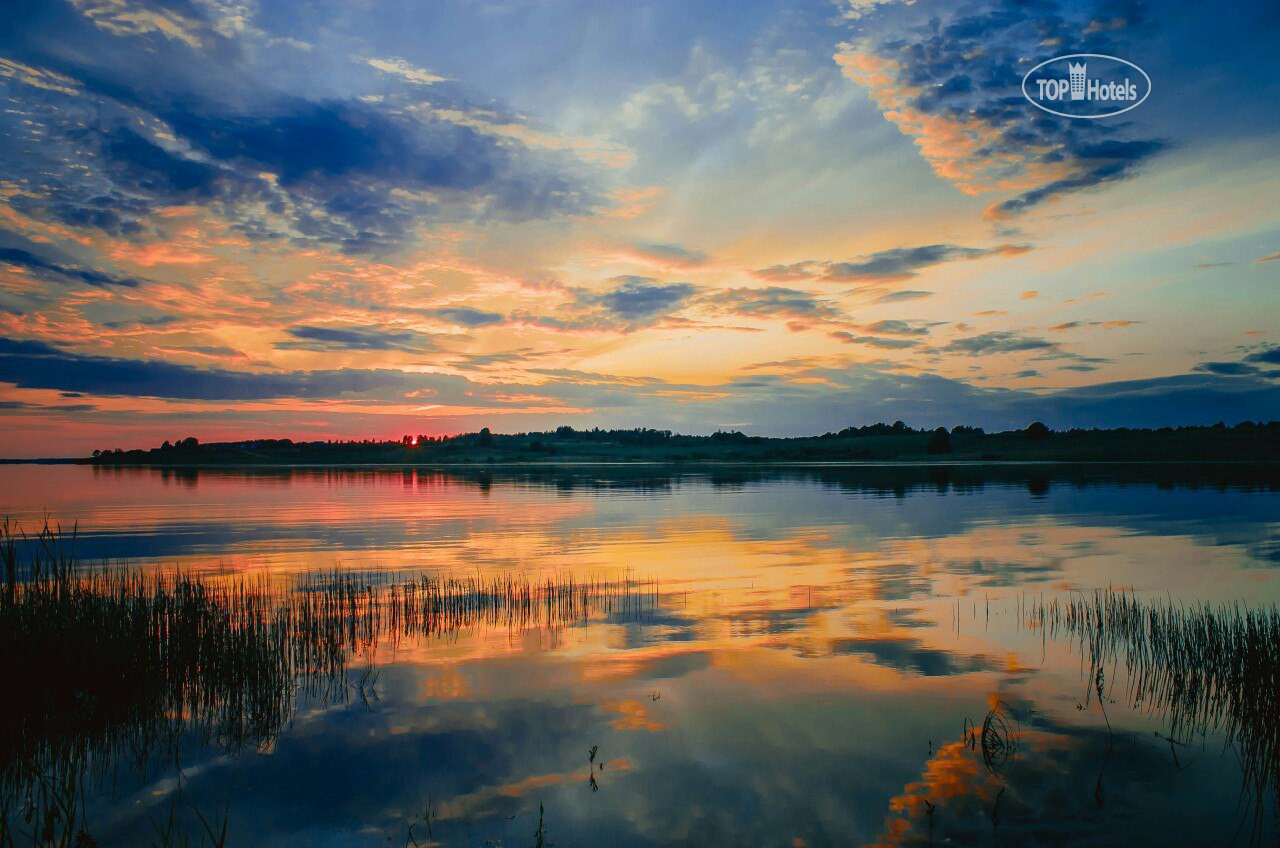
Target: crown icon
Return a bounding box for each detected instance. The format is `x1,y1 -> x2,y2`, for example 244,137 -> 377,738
1068,62 -> 1086,100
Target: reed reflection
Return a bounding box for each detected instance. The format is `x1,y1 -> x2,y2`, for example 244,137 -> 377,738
1039,590 -> 1280,832
0,521 -> 653,847
871,591 -> 1280,846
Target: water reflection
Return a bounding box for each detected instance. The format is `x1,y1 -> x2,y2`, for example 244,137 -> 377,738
0,526 -> 653,846
870,587 -> 1280,846
0,465 -> 1278,845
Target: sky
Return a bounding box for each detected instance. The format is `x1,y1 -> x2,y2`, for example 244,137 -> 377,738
0,0 -> 1277,456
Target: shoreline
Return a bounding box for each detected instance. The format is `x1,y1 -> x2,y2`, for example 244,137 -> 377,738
4,457 -> 1275,469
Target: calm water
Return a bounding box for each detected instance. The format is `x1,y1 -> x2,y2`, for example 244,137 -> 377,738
3,463 -> 1279,847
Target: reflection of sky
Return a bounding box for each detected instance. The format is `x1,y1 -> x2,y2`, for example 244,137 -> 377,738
8,465 -> 1280,845
2,466 -> 1276,591
83,636 -> 1269,847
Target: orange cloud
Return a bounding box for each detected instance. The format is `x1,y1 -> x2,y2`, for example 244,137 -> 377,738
836,47 -> 1069,198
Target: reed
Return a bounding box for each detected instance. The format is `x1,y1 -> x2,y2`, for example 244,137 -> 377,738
0,519 -> 654,847
1029,589 -> 1280,814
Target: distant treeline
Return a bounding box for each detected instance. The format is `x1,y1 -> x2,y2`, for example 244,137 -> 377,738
84,419 -> 1280,466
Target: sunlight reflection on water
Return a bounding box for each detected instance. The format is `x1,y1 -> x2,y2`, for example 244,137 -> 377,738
1,463 -> 1278,846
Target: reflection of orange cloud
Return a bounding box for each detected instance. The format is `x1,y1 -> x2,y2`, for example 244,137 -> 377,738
437,759 -> 634,821
580,644 -> 711,683
602,699 -> 666,732
868,720 -> 1092,847
868,741 -> 999,847
417,667 -> 471,701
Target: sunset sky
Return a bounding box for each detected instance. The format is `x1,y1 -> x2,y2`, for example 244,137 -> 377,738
1,0 -> 1278,456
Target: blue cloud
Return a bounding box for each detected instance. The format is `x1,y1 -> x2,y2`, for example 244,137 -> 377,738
1,334 -> 1277,430
829,332 -> 919,349
1245,345 -> 1280,366
424,307 -> 505,327
822,244 -> 1020,281
0,336 -> 408,399
277,326 -> 434,352
1195,361 -> 1260,376
849,0 -> 1170,218
709,287 -> 844,322
874,290 -> 934,303
943,331 -> 1056,355
0,246 -> 141,288
862,319 -> 931,336
593,276 -> 698,320
0,18 -> 601,252
756,244 -> 1027,283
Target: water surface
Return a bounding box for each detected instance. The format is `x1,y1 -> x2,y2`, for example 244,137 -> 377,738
2,463 -> 1278,847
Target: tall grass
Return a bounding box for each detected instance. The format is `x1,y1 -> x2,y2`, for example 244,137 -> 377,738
1029,589 -> 1280,820
0,519 -> 654,847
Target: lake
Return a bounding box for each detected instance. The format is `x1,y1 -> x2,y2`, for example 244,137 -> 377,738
2,463 -> 1279,847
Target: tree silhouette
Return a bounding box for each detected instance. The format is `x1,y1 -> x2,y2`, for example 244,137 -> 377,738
926,427 -> 952,454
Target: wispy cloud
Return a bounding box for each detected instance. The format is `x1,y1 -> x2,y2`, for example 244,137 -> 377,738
365,57 -> 449,85
0,246 -> 141,288
276,325 -> 435,353
943,331 -> 1055,356
756,243 -> 1028,284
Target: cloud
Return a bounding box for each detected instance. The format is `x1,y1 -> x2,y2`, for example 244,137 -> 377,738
825,244 -> 1028,282
365,57 -> 448,85
943,331 -> 1055,356
1187,344 -> 1280,380
613,242 -> 709,269
594,277 -> 698,320
2,334 -> 1277,434
756,243 -> 1028,284
101,315 -> 181,329
0,400 -> 97,412
423,307 -> 505,327
156,100 -> 594,249
0,335 -> 410,399
1021,373 -> 1280,427
829,331 -> 920,349
67,0 -> 211,49
0,246 -> 141,288
1244,345 -> 1280,365
1256,253 -> 1280,264
861,319 -> 931,336
276,325 -> 435,353
707,287 -> 846,325
0,24 -> 601,253
985,140 -> 1165,220
874,290 -> 933,303
0,56 -> 80,95
1049,320 -> 1139,332
838,0 -> 1166,217
1189,344 -> 1280,378
509,277 -> 700,333
1194,361 -> 1260,376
